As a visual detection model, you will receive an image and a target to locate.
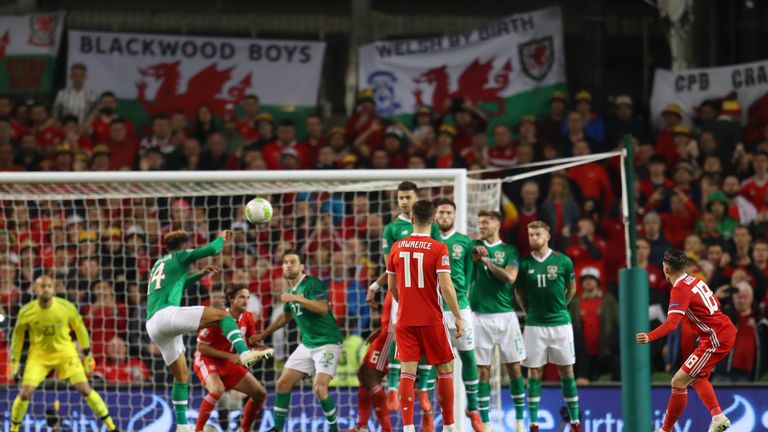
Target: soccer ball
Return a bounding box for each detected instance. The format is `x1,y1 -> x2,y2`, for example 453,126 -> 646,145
244,197 -> 273,224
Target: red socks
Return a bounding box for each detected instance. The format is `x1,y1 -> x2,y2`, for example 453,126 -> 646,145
196,392 -> 221,432
437,372 -> 455,426
240,397 -> 264,432
399,372 -> 417,426
662,387 -> 688,432
370,385 -> 392,432
357,386 -> 371,427
691,379 -> 722,416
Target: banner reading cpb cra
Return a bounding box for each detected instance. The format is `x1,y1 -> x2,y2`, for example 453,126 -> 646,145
358,7 -> 566,118
67,30 -> 326,118
0,12 -> 65,93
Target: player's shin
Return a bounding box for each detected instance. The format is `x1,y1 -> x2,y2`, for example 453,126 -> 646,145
691,379 -> 722,416
459,350 -> 479,412
477,381 -> 491,423
560,376 -> 580,424
370,385 -> 392,432
241,397 -> 264,431
219,315 -> 249,355
195,393 -> 221,431
356,385 -> 371,427
510,374 -> 525,421
10,396 -> 29,431
399,372 -> 417,426
527,377 -> 542,426
172,382 -> 190,425
437,371 -> 455,426
84,390 -> 117,431
319,396 -> 339,432
662,388 -> 688,432
273,392 -> 291,431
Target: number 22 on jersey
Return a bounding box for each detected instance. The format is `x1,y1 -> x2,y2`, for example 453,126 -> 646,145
691,280 -> 718,315
148,262 -> 166,294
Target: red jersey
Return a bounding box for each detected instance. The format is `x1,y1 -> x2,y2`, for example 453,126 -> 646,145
740,176 -> 768,212
667,274 -> 735,342
196,311 -> 257,354
386,233 -> 451,327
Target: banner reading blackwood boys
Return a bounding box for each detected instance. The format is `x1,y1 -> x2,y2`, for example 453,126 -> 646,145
67,29 -> 326,120
650,59 -> 768,143
0,12 -> 65,94
358,7 -> 566,122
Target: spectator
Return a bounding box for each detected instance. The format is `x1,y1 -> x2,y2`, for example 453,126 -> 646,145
262,120 -> 310,170
236,95 -> 261,141
446,100 -> 486,153
659,189 -> 699,249
567,140 -> 614,211
93,336 -> 151,384
14,133 -> 42,171
605,95 -> 647,148
570,267 -> 619,383
199,132 -> 234,170
190,104 -> 220,146
340,193 -> 371,240
87,91 -> 136,143
459,129 -> 489,168
52,63 -> 97,122
369,148 -> 389,169
29,103 -> 62,151
540,174 -> 580,250
60,115 -> 93,153
723,174 -> 757,225
702,190 -> 738,240
718,282 -> 766,382
346,89 -> 382,145
314,146 -> 336,169
538,91 -> 568,146
407,154 -> 428,169
637,237 -> 667,297
487,124 -> 516,168
382,127 -> 407,169
105,119 -> 139,170
83,280 -> 128,359
740,150 -> 768,213
0,261 -> 20,316
279,148 -> 301,170
50,144 -> 75,172
560,111 -> 597,157
566,217 -> 607,293
641,212 -> 670,267
654,103 -> 684,163
710,99 -> 742,160
304,114 -> 326,148
89,145 -> 111,171
565,90 -> 605,148
428,125 -> 465,169
139,114 -> 181,157
139,147 -> 166,171
640,155 -> 674,206
510,180 -> 540,256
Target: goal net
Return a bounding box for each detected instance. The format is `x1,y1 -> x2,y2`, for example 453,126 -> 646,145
0,169 -> 500,432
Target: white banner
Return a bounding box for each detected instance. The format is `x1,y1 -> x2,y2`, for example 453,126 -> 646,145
358,7 -> 566,116
67,30 -> 326,110
650,60 -> 768,134
0,12 -> 64,56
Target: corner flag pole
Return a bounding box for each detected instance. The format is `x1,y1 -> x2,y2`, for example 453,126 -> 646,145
618,134 -> 652,431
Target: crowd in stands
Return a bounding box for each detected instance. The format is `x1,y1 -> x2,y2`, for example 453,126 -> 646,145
0,63 -> 767,385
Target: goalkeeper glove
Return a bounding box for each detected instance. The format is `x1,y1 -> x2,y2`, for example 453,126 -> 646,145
83,354 -> 95,377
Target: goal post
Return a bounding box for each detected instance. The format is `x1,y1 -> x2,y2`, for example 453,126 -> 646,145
0,168 -> 499,432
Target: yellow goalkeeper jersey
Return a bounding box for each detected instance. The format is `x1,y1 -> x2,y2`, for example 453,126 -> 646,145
11,297 -> 91,362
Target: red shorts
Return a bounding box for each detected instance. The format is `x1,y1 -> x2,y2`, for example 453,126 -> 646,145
395,324 -> 454,365
681,331 -> 736,378
193,353 -> 249,390
363,330 -> 395,372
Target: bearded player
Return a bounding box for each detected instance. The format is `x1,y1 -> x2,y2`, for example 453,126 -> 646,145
387,199 -> 464,432
515,221 -> 581,432
145,230 -> 272,432
636,249 -> 734,432
435,198 -> 483,432
194,283 -> 269,432
10,276 -> 119,432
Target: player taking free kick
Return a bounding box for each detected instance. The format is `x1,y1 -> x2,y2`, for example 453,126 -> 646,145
10,276 -> 119,432
387,200 -> 465,432
636,249 -> 734,432
145,230 -> 272,432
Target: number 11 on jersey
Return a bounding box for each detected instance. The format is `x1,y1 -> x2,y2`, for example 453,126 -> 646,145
399,251 -> 425,288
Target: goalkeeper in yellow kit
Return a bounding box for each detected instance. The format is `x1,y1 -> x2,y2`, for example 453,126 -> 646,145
9,275 -> 119,432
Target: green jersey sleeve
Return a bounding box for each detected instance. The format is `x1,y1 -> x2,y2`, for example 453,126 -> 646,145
176,237 -> 224,267
564,255 -> 575,285
306,278 -> 330,301
382,224 -> 394,254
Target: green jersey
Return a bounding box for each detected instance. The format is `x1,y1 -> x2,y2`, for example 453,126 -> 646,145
515,249 -> 575,326
381,215 -> 440,254
438,230 -> 474,311
469,240 -> 519,314
146,237 -> 224,320
284,275 -> 343,348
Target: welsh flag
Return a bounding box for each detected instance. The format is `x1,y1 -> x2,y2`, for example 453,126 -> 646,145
0,12 -> 65,94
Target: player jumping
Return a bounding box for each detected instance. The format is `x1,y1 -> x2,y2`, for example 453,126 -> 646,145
469,210 -> 526,432
387,199 -> 464,432
257,250 -> 344,432
636,249 -> 734,432
10,276 -> 119,432
193,283 -> 269,432
515,221 -> 581,432
145,230 -> 272,432
435,198 -> 483,432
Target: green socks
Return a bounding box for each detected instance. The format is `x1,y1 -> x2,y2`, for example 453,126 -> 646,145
459,350 -> 479,412
561,376 -> 580,423
273,392 -> 291,431
478,381 -> 491,423
527,377 -> 542,425
219,315 -> 249,355
509,375 -> 525,421
172,382 -> 189,425
417,363 -> 433,391
319,396 -> 339,431
387,341 -> 400,391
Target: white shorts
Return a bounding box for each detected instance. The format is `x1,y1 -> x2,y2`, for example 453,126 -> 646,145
444,308 -> 475,351
474,312 -> 525,365
145,306 -> 204,365
284,343 -> 343,377
522,324 -> 576,368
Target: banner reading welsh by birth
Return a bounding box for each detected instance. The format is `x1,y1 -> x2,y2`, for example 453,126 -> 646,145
0,12 -> 65,94
67,30 -> 326,120
358,7 -> 566,121
650,59 -> 768,143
